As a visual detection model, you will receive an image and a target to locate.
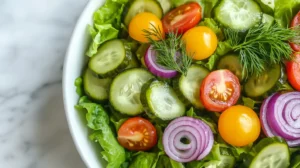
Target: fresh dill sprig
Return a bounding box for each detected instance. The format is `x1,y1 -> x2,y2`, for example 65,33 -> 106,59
143,24 -> 192,76
224,23 -> 299,77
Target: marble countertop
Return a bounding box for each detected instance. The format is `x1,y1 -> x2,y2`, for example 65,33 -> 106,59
0,0 -> 88,167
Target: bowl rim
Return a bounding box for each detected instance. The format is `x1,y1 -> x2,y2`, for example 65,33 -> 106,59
62,0 -> 103,167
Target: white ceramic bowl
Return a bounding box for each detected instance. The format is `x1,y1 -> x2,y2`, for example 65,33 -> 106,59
63,0 -> 106,167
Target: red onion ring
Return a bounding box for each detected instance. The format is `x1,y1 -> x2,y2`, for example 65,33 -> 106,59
144,45 -> 178,78
163,117 -> 214,162
260,91 -> 300,147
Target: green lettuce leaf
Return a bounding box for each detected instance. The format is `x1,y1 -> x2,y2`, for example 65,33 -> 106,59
156,155 -> 185,168
74,77 -> 84,97
110,117 -> 128,131
86,0 -> 127,57
155,125 -> 164,151
77,97 -> 126,168
274,0 -> 300,28
199,18 -> 224,40
128,152 -> 159,168
216,40 -> 232,56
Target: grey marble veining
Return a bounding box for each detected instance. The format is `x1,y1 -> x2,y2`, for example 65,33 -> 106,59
0,0 -> 88,167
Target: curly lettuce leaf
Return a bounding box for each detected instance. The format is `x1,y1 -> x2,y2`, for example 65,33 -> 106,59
86,0 -> 127,57
77,97 -> 126,168
274,0 -> 300,28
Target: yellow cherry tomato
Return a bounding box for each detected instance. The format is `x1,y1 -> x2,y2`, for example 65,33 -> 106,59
182,26 -> 218,60
218,105 -> 261,147
129,12 -> 164,43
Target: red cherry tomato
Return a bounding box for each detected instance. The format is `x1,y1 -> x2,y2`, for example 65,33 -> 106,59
162,2 -> 202,34
286,52 -> 300,91
117,117 -> 157,151
290,11 -> 300,52
200,70 -> 241,112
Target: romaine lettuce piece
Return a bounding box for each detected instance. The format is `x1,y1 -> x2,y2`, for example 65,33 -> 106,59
77,97 -> 126,168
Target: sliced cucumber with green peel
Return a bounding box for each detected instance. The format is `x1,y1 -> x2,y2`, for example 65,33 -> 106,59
249,137 -> 290,168
89,39 -> 132,78
254,0 -> 274,14
244,64 -> 281,97
217,54 -> 243,81
262,13 -> 274,28
214,0 -> 262,31
141,80 -> 186,120
174,65 -> 209,108
110,68 -> 153,115
83,68 -> 111,101
156,0 -> 172,14
123,0 -> 163,26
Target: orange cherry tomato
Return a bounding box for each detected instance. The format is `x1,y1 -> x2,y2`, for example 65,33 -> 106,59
218,105 -> 261,147
129,12 -> 164,43
286,52 -> 300,91
117,117 -> 157,151
162,2 -> 202,34
200,70 -> 240,112
182,26 -> 218,60
289,11 -> 300,52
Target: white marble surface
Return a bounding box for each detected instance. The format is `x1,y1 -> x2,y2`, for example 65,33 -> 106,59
0,0 -> 88,167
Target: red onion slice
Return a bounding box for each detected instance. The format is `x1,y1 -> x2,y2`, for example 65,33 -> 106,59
268,92 -> 300,140
260,93 -> 278,137
163,117 -> 214,163
260,91 -> 300,147
144,45 -> 178,78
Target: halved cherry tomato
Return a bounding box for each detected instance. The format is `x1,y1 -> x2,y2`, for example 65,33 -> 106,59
117,117 -> 157,151
218,105 -> 261,147
200,70 -> 240,112
286,52 -> 300,91
129,12 -> 164,43
182,26 -> 218,60
290,11 -> 300,52
162,2 -> 202,34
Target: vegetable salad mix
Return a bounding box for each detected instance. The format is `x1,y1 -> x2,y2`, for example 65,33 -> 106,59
74,0 -> 300,167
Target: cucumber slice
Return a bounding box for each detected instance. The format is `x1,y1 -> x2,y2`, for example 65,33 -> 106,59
254,0 -> 274,14
244,64 -> 281,97
123,0 -> 163,26
262,13 -> 274,28
110,68 -> 153,115
217,54 -> 243,81
83,68 -> 111,101
156,0 -> 172,14
249,137 -> 290,168
174,65 -> 209,108
141,80 -> 186,120
214,0 -> 262,31
89,39 -> 132,78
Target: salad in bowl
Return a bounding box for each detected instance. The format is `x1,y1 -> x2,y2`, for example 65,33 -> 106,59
66,0 -> 300,167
